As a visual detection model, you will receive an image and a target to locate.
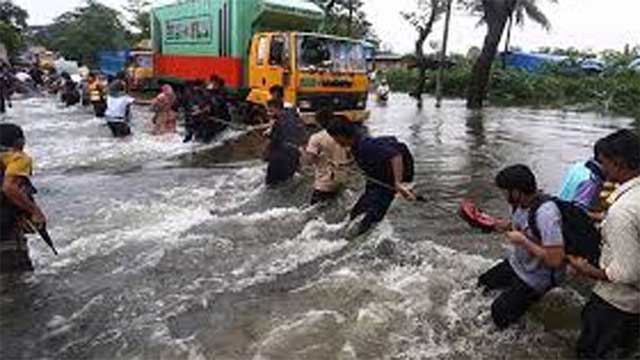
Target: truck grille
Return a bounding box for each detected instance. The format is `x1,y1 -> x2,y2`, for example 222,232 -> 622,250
296,92 -> 368,112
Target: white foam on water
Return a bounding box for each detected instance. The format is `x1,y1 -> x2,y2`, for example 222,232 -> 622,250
9,97 -> 251,174
44,200 -> 213,271
228,217 -> 348,292
253,310 -> 347,360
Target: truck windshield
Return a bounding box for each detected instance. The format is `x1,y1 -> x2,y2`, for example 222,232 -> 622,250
297,35 -> 366,73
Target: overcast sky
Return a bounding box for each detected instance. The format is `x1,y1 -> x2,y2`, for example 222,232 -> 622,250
22,0 -> 640,54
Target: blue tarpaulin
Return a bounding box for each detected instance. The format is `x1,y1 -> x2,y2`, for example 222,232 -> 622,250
503,51 -> 568,73
99,50 -> 130,76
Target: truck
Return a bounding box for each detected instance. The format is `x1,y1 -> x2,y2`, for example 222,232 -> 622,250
151,0 -> 370,123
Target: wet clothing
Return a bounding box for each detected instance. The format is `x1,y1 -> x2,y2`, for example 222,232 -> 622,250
575,176 -> 640,359
88,80 -> 107,117
310,189 -> 339,205
577,293 -> 640,359
478,198 -> 564,329
106,95 -> 134,138
106,95 -> 134,120
509,201 -> 565,292
152,85 -> 177,134
265,112 -> 305,187
29,67 -> 44,86
306,130 -> 351,193
107,122 -> 131,138
192,90 -> 228,143
350,185 -> 396,235
181,90 -> 197,142
558,159 -> 605,211
61,79 -> 80,106
0,150 -> 35,273
478,260 -> 542,329
592,176 -> 640,314
0,71 -> 11,114
348,136 -> 403,235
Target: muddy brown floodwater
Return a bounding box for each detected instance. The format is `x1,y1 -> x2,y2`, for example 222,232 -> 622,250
0,94 -> 637,359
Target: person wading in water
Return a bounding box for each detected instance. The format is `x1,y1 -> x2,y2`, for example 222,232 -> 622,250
0,123 -> 47,273
326,118 -> 416,236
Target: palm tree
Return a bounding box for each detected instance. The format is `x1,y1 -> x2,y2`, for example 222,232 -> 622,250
504,0 -> 554,58
466,0 -> 555,109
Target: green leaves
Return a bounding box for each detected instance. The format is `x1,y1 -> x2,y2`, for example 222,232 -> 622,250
0,0 -> 28,57
44,1 -> 129,67
311,0 -> 375,39
383,58 -> 640,120
124,0 -> 151,41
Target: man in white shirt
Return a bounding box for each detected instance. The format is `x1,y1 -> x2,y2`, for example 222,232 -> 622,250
568,129 -> 640,359
105,82 -> 134,138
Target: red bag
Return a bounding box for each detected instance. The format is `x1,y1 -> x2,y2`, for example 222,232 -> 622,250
458,199 -> 499,233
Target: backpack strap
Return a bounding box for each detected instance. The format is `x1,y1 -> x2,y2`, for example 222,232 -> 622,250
585,159 -> 605,182
527,194 -> 566,290
527,193 -> 554,243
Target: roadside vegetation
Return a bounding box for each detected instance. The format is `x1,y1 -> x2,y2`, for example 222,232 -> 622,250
384,52 -> 640,119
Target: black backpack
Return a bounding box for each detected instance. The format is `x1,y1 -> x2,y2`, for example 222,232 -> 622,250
528,195 -> 602,267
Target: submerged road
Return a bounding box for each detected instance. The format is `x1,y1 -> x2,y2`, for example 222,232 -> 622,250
0,94 -> 636,359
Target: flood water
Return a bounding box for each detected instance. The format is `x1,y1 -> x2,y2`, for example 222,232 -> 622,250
0,94 -> 637,359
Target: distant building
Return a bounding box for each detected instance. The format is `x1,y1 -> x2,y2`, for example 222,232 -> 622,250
373,53 -> 408,71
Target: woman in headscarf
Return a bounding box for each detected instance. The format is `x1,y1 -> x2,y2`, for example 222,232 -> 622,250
151,84 -> 177,134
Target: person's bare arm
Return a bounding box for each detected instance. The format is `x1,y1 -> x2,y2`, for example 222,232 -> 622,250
505,231 -> 565,268
2,176 -> 46,224
390,154 -> 416,200
567,256 -> 608,281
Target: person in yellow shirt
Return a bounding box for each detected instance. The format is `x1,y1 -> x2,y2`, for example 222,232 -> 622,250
87,73 -> 107,118
0,123 -> 46,273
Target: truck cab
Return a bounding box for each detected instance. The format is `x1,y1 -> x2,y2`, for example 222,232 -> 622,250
247,32 -> 369,123
151,0 -> 369,123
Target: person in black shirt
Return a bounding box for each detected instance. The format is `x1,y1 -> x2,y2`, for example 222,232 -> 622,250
264,99 -> 305,187
0,63 -> 13,114
327,119 -> 416,235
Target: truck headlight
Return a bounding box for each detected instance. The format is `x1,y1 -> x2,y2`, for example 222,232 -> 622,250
298,100 -> 312,110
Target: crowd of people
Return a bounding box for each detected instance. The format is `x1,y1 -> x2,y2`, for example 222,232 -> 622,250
1,57 -> 638,359
0,61 -> 235,141
477,130 -> 639,359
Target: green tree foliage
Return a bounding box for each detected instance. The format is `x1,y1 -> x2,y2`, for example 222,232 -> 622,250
384,51 -> 640,120
401,0 -> 447,107
0,0 -> 29,56
462,0 -> 556,109
125,0 -> 151,43
311,0 -> 375,39
43,0 -> 128,67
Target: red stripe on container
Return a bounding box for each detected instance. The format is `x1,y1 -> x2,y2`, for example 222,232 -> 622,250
154,54 -> 243,88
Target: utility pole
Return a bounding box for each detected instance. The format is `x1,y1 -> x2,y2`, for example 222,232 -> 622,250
435,0 -> 452,109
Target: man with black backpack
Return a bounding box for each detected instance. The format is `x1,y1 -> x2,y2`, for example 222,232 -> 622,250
327,119 -> 416,236
568,129 -> 640,359
478,164 -> 567,329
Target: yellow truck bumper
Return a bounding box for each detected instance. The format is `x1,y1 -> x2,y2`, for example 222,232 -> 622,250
300,109 -> 370,125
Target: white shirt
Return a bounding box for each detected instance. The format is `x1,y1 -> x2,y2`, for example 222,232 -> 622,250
105,95 -> 134,122
594,175 -> 640,314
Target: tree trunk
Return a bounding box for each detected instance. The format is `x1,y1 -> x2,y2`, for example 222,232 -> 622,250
502,14 -> 513,69
414,31 -> 428,109
466,0 -> 515,109
347,0 -> 354,37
